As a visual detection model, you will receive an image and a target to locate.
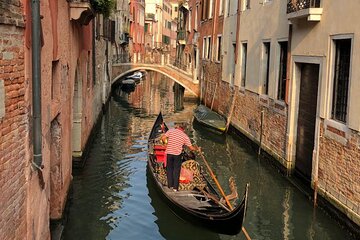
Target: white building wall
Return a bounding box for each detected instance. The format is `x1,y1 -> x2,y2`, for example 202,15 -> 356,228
290,0 -> 360,131
222,0 -> 238,84
236,0 -> 288,98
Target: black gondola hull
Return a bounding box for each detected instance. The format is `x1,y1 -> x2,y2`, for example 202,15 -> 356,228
147,112 -> 248,235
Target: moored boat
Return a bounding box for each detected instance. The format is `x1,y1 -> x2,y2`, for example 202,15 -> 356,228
193,105 -> 227,133
127,71 -> 144,80
120,79 -> 136,92
147,112 -> 249,235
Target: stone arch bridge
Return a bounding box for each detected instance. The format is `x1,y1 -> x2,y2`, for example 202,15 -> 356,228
112,63 -> 200,96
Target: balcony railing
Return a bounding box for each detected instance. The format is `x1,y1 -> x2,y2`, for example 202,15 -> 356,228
177,30 -> 186,41
287,0 -> 322,21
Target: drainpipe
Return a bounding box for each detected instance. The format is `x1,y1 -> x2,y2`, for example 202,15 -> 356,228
285,23 -> 293,177
31,0 -> 43,171
92,19 -> 96,92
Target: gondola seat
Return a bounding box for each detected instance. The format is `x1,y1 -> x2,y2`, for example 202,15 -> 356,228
179,160 -> 206,191
154,145 -> 167,166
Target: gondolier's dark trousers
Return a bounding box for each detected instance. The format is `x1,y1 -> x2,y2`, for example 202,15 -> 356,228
166,154 -> 182,190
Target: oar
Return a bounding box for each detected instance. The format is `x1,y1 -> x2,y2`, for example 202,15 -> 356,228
197,149 -> 252,240
197,150 -> 233,210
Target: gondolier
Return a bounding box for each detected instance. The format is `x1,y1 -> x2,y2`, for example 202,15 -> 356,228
161,122 -> 199,191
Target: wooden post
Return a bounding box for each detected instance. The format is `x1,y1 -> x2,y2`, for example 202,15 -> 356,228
225,90 -> 237,132
258,110 -> 264,156
210,83 -> 218,110
314,180 -> 318,207
204,80 -> 209,107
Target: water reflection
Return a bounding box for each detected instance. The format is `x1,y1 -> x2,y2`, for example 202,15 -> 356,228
63,71 -> 355,240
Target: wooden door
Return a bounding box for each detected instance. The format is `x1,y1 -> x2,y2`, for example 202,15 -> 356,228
295,63 -> 319,181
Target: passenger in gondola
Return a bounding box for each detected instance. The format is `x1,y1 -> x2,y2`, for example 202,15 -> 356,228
161,122 -> 199,192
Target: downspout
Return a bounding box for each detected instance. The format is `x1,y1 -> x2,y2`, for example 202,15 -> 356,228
235,0 -> 242,65
285,23 -> 293,176
210,0 -> 218,61
92,19 -> 96,89
31,0 -> 44,188
285,24 -> 292,105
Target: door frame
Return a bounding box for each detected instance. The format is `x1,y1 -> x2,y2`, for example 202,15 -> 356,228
287,56 -> 324,183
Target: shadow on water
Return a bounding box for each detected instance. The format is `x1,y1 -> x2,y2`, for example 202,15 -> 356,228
146,169 -> 221,240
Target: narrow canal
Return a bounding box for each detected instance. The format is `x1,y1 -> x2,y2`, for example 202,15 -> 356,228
63,72 -> 354,240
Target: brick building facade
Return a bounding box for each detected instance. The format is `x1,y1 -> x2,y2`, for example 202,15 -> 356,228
0,0 -> 112,239
0,0 -> 28,239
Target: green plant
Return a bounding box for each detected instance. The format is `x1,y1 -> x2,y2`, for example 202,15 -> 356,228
91,0 -> 115,17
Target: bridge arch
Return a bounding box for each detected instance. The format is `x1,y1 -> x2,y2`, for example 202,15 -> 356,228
112,66 -> 199,96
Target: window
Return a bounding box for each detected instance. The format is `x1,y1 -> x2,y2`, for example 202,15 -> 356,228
219,0 -> 224,15
194,48 -> 197,68
262,42 -> 271,95
241,0 -> 250,11
0,80 -> 4,119
195,5 -> 198,30
231,43 -> 236,85
331,38 -> 351,123
51,60 -> 60,100
202,37 -> 207,59
277,41 -> 288,100
209,0 -> 213,18
144,23 -> 148,33
201,0 -> 207,20
162,35 -> 170,44
207,37 -> 211,59
227,0 -> 230,16
216,35 -> 222,61
241,42 -> 247,87
203,37 -> 211,60
175,6 -> 178,12
188,10 -> 192,32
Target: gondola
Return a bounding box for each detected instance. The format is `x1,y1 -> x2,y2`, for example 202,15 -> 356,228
193,105 -> 227,133
147,112 -> 249,235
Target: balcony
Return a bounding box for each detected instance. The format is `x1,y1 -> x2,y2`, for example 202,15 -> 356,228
287,0 -> 322,22
177,30 -> 186,45
119,33 -> 130,45
69,0 -> 95,25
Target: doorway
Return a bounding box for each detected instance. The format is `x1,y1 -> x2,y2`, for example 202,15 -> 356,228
295,63 -> 319,181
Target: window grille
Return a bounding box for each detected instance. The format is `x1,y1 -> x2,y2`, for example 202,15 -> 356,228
241,43 -> 247,87
332,39 -> 351,123
278,41 -> 288,100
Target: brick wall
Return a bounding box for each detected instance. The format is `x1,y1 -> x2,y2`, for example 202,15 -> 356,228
0,0 -> 29,239
202,60 -> 288,164
318,122 -> 360,224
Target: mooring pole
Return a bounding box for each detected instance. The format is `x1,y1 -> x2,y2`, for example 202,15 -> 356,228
258,110 -> 264,156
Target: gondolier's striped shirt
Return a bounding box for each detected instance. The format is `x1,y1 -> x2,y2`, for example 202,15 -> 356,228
164,128 -> 192,156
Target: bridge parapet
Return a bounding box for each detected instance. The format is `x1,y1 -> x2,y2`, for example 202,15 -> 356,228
112,62 -> 199,96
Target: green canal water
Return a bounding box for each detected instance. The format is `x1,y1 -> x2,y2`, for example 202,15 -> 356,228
62,72 -> 355,240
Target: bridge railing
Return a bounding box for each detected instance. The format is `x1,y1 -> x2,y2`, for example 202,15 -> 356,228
112,51 -> 193,77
